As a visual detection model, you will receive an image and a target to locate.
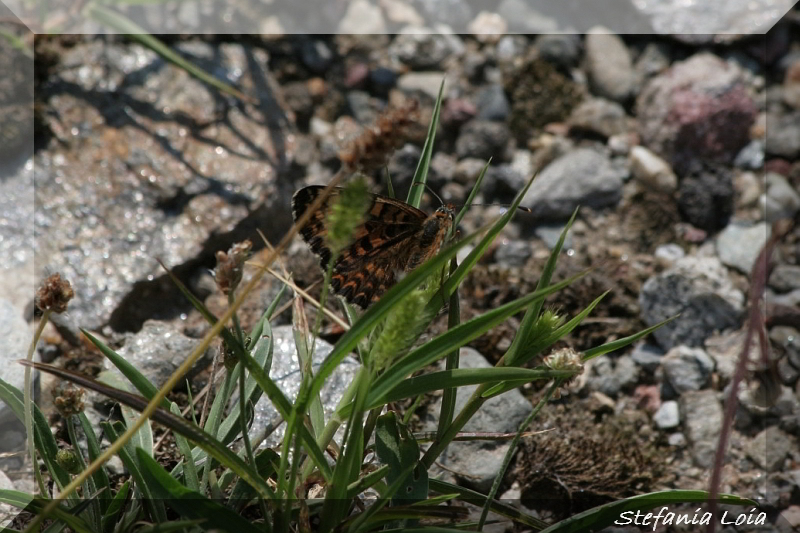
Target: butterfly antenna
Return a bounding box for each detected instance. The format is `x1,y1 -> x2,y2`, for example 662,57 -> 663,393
460,203 -> 532,213
409,180 -> 444,206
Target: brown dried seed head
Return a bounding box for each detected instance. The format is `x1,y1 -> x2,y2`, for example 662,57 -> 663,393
338,100 -> 420,173
52,382 -> 86,418
35,273 -> 74,314
214,239 -> 253,295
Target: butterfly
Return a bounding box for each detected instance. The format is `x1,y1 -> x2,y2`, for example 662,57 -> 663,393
292,185 -> 456,308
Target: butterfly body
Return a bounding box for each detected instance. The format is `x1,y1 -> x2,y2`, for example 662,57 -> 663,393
292,185 -> 454,308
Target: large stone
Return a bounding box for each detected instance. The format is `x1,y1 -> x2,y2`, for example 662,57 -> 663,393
520,148 -> 624,221
585,28 -> 634,103
0,299 -> 32,439
636,53 -> 757,173
421,348 -> 532,493
248,326 -> 361,448
680,389 -> 723,468
660,346 -> 715,393
639,256 -> 744,351
716,222 -> 770,275
744,426 -> 795,473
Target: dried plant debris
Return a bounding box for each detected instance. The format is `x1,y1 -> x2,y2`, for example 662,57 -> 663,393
516,402 -> 664,519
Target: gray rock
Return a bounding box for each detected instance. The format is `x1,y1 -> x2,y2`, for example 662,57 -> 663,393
770,265 -> 800,293
586,355 -> 640,397
535,34 -> 581,69
639,256 -> 744,351
585,28 -> 634,103
494,240 -> 532,267
734,140 -> 765,170
680,389 -> 723,468
387,144 -> 425,194
496,0 -> 559,33
705,328 -> 760,385
634,42 -> 671,79
765,111 -> 800,159
397,71 -> 449,99
521,148 -> 624,221
475,84 -> 510,121
389,31 -> 463,70
103,320 -> 215,390
413,0 -> 473,29
632,0 -> 790,41
0,299 -> 31,451
770,326 -> 800,372
629,146 -> 677,193
631,343 -> 664,372
715,222 -> 770,275
249,326 -> 360,448
455,120 -> 512,161
653,400 -> 680,429
777,357 -> 799,386
35,41 -> 293,332
745,426 -> 794,472
422,347 -> 532,492
654,244 -> 685,265
764,172 -> 800,222
338,0 -> 386,33
568,98 -> 630,139
636,53 -> 756,173
676,162 -> 735,232
482,164 -> 526,203
661,345 -> 715,393
667,432 -> 686,447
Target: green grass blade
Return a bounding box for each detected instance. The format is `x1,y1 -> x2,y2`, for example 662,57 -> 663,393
76,412 -> 112,513
370,367 -> 569,408
539,490 -> 755,533
504,207 -> 578,365
407,79 -> 445,208
437,258 -> 461,441
101,480 -> 130,533
582,316 -> 678,361
84,4 -> 254,104
135,448 -> 265,533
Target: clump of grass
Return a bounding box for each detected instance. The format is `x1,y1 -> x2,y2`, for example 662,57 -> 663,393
1,81 -> 754,533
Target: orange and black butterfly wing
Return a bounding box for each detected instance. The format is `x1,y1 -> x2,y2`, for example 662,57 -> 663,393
291,185 -> 427,307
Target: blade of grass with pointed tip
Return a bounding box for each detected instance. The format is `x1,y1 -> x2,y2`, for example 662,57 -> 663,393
85,4 -> 254,104
483,290 -> 609,398
135,449 -> 265,533
504,208 -> 579,366
102,480 -> 130,533
539,490 -> 754,533
407,79 -> 445,208
582,315 -> 679,361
